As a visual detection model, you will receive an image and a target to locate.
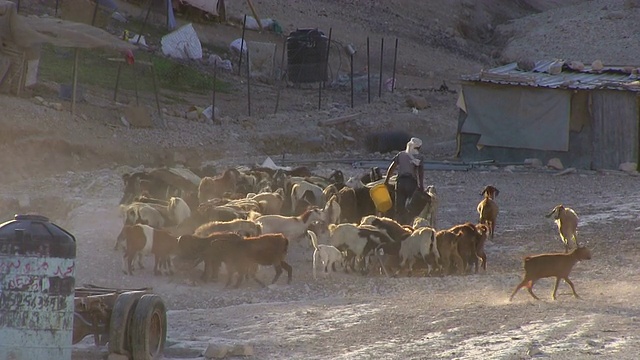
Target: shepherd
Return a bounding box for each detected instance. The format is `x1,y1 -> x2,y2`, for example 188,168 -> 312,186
384,137 -> 424,225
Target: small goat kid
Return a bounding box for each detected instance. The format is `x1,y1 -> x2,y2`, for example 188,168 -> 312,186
546,204 -> 579,252
509,246 -> 592,301
307,230 -> 344,279
477,185 -> 499,239
120,224 -> 178,276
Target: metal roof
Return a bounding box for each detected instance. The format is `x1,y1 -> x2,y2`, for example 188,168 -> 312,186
461,59 -> 640,92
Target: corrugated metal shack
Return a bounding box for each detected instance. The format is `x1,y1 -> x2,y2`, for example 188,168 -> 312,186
457,59 -> 640,170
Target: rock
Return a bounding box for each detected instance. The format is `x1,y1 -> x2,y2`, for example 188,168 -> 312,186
592,60 -> 604,71
524,158 -> 543,167
342,135 -> 356,142
49,102 -> 64,111
504,165 -> 515,173
527,344 -> 543,356
604,11 -> 625,20
120,116 -> 130,128
568,61 -> 584,71
405,94 -> 429,110
548,61 -> 563,75
107,354 -> 129,360
517,59 -> 536,71
186,110 -> 199,121
624,0 -> 640,9
547,158 -> 564,170
619,162 -> 637,173
34,96 -> 44,103
231,343 -> 255,356
203,343 -> 231,359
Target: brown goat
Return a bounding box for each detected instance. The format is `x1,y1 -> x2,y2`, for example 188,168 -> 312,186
477,185 -> 499,239
435,229 -> 464,275
449,223 -> 489,274
198,168 -> 241,203
509,246 -> 592,301
212,233 -> 292,288
177,231 -> 247,282
120,224 -> 178,276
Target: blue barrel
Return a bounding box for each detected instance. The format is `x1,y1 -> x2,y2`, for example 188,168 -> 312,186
0,214 -> 76,360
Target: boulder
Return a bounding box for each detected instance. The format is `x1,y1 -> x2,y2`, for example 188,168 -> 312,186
405,94 -> 429,110
231,343 -> 255,356
592,60 -> 604,71
524,158 -> 543,167
203,343 -> 231,359
619,162 -> 637,173
547,158 -> 564,170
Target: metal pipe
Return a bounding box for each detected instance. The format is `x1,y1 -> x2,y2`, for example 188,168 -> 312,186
238,14 -> 247,76
151,61 -> 164,127
350,53 -> 354,108
137,0 -> 154,45
391,38 -> 398,93
71,48 -> 79,115
319,28 -> 332,110
91,0 -> 100,26
212,59 -> 217,123
274,38 -> 287,114
378,37 -> 384,97
324,28 -> 332,83
367,37 -> 371,104
246,49 -> 251,116
113,63 -> 123,101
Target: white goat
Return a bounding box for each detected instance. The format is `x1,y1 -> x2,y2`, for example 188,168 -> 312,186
344,176 -> 366,189
546,204 -> 579,252
417,185 -> 438,228
254,207 -> 325,241
167,197 -> 191,226
194,219 -> 262,238
307,230 -> 344,279
323,194 -> 341,225
398,226 -> 439,276
247,191 -> 284,215
328,223 -> 391,271
291,180 -> 325,209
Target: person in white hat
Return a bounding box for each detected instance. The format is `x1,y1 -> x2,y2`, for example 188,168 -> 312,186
384,137 -> 424,224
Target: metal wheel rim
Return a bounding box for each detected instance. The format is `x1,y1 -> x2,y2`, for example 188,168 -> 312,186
148,310 -> 163,356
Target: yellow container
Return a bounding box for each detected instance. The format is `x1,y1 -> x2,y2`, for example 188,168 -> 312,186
370,184 -> 393,213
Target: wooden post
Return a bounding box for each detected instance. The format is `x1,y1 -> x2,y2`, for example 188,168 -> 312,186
246,0 -> 264,32
379,37 -> 384,98
367,37 -> 371,104
55,0 -> 60,16
238,15 -> 247,76
391,38 -> 398,93
132,63 -> 140,106
137,0 -> 154,44
319,28 -> 332,110
71,48 -> 79,115
91,0 -> 100,26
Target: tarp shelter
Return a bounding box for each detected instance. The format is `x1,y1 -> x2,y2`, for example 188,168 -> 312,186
458,59 -> 640,170
0,0 -> 135,95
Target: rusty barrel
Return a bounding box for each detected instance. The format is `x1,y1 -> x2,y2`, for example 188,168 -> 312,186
0,214 -> 76,360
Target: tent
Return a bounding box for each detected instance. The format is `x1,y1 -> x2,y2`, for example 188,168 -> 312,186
458,59 -> 640,170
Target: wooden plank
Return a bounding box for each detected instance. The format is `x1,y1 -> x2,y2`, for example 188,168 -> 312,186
318,112 -> 362,126
246,0 -> 263,31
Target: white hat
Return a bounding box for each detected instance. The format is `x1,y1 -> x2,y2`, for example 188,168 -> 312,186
408,137 -> 422,148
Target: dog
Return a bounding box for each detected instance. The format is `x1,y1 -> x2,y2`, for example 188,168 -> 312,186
307,230 -> 344,279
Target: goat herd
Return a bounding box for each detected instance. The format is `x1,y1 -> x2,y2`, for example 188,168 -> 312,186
115,164 -> 592,301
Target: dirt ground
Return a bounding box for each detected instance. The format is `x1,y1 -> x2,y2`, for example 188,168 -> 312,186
3,0 -> 640,359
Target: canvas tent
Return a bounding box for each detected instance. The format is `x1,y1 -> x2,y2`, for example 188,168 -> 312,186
457,60 -> 640,170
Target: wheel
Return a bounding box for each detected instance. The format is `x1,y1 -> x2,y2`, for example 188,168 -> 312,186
131,294 -> 167,360
108,291 -> 144,356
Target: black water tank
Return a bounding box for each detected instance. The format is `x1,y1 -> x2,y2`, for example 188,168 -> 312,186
287,28 -> 329,83
0,214 -> 76,360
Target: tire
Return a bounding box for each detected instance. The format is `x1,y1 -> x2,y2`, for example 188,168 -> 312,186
108,291 -> 144,356
131,294 -> 167,360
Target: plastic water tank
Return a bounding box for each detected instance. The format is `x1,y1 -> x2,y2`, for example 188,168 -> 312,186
0,214 -> 76,360
287,28 -> 329,83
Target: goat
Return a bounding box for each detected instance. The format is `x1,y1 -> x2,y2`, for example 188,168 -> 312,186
253,207 -> 325,242
449,223 -> 489,274
177,232 -> 241,282
397,226 -> 439,276
120,196 -> 191,228
204,233 -> 292,288
328,223 -> 393,273
307,230 -> 344,279
120,224 -> 178,276
360,216 -> 412,242
194,219 -> 262,238
509,246 -> 592,301
292,189 -> 317,216
546,204 -> 579,252
291,180 -> 325,210
417,185 -> 438,228
323,194 -> 341,225
248,191 -> 284,215
198,168 -> 241,203
477,185 -> 499,239
435,229 -> 464,275
336,187 -> 359,223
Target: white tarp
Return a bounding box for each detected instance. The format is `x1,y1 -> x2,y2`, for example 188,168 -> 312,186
181,0 -> 220,15
161,23 -> 202,60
